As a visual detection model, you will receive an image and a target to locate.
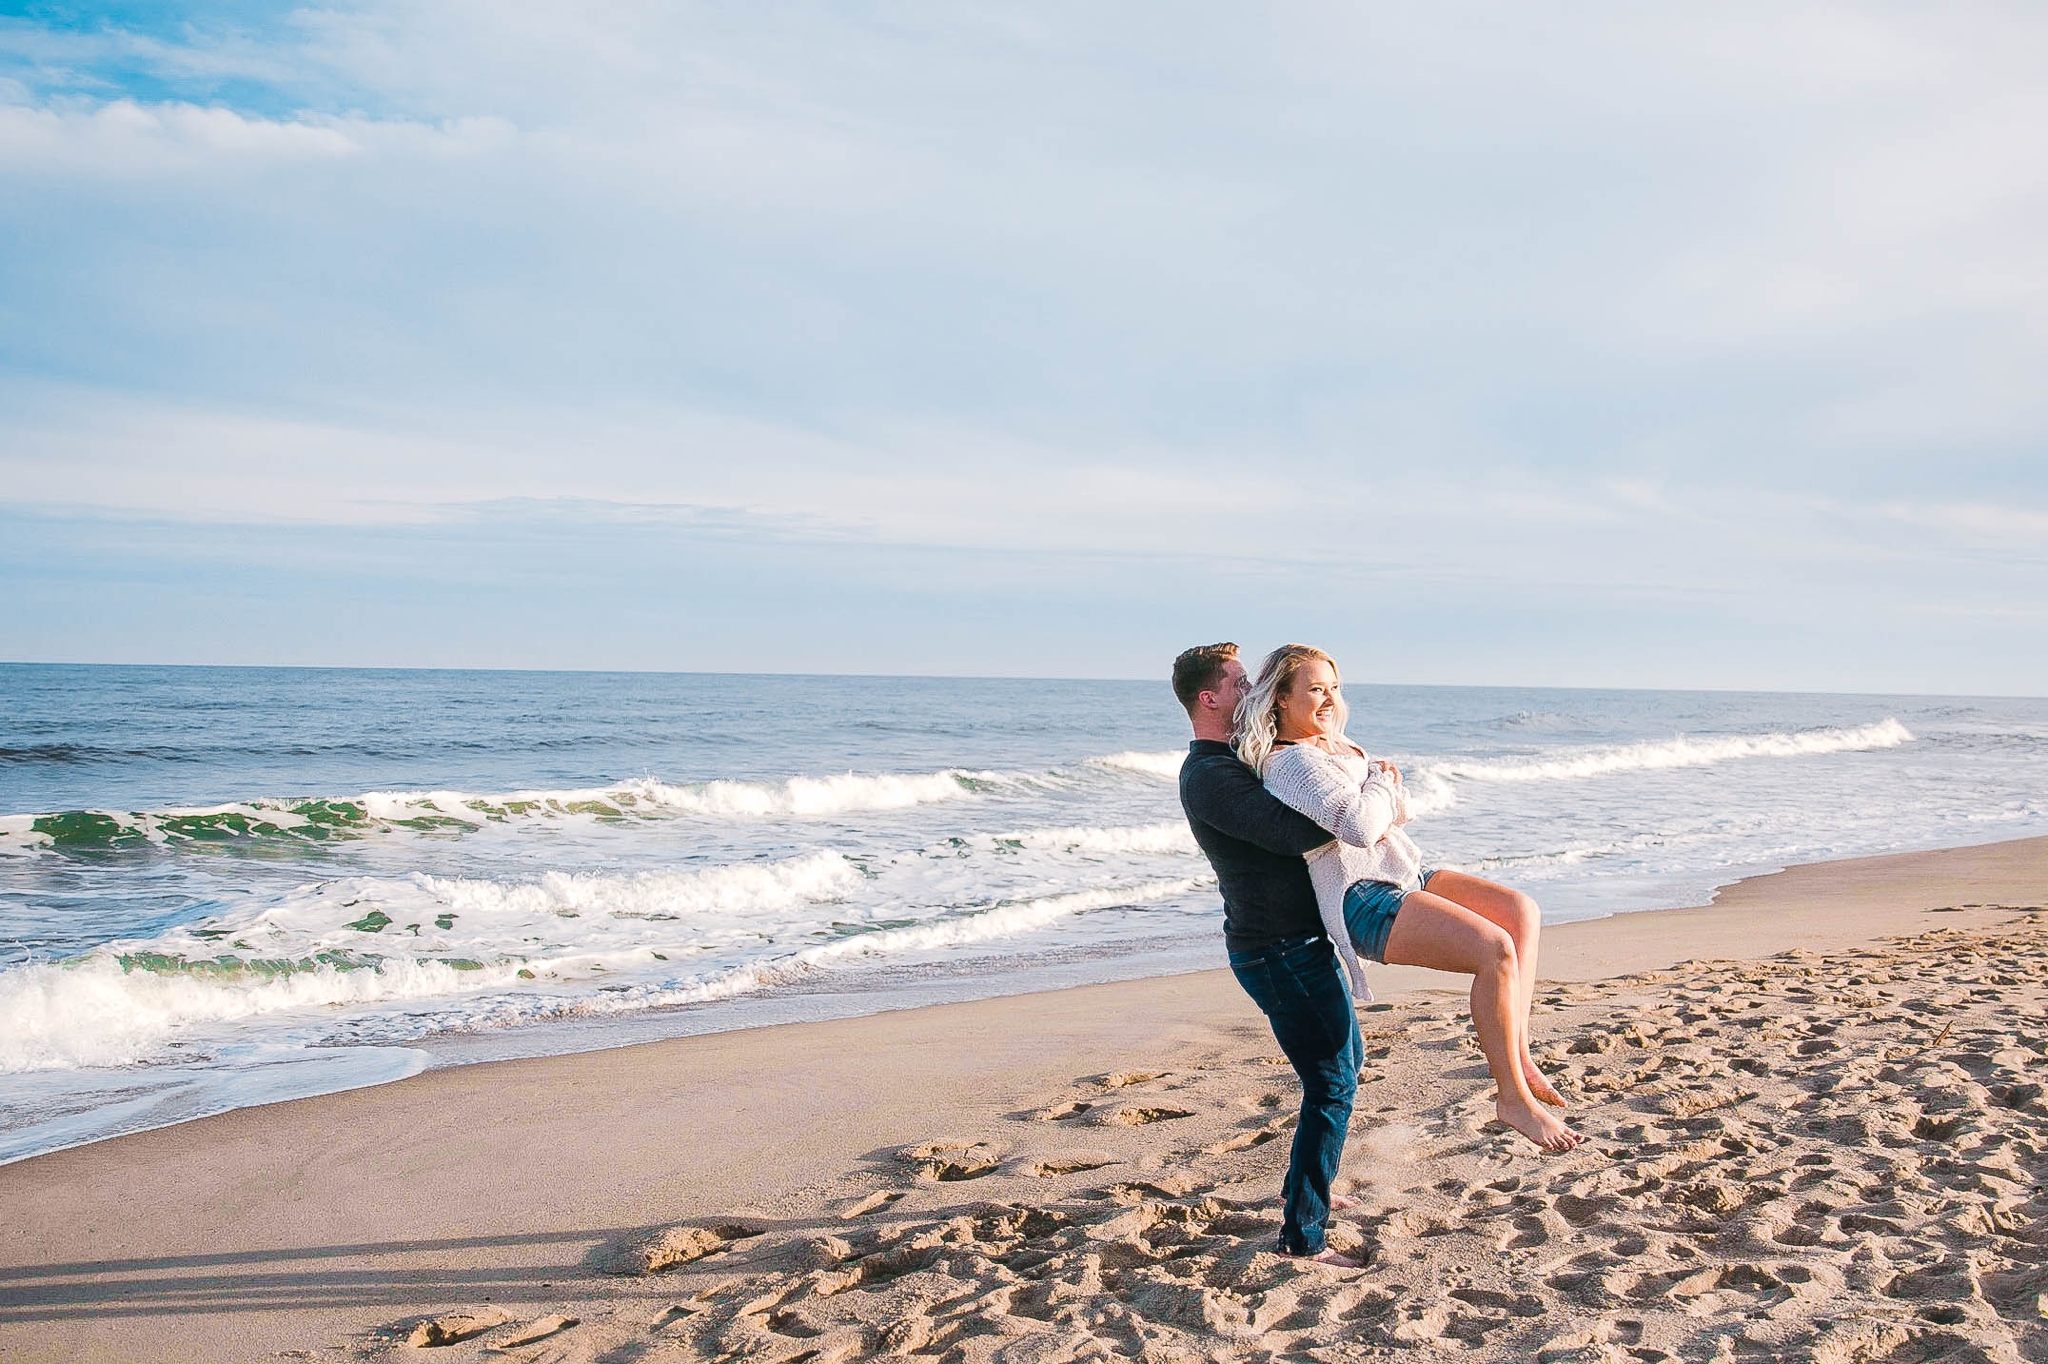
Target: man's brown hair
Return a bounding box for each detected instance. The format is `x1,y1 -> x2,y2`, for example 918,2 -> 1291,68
1172,642 -> 1240,714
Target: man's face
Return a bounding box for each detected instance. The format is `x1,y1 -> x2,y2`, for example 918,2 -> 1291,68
1209,658 -> 1249,719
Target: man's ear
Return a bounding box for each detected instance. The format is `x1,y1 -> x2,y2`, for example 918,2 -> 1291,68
1197,688 -> 1221,712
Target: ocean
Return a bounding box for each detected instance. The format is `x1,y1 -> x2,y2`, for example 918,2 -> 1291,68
3,664 -> 2044,1165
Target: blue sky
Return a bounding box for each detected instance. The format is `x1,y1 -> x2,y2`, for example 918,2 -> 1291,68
2,3 -> 2044,691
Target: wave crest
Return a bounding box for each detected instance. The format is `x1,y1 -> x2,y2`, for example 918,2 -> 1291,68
0,769 -> 1019,853
1417,718 -> 1913,787
1087,751 -> 1183,780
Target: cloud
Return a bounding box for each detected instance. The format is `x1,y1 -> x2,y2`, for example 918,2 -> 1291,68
1,2 -> 2045,686
1874,500 -> 2048,552
0,99 -> 356,168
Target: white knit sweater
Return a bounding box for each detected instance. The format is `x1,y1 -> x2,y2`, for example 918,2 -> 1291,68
1261,741 -> 1425,1000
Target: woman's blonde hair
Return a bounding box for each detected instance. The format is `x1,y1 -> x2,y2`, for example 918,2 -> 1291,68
1235,644 -> 1348,773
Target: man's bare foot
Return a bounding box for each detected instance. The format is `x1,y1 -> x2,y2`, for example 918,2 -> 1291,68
1523,1063 -> 1568,1108
1330,1194 -> 1362,1212
1284,1247 -> 1365,1269
1496,1095 -> 1584,1152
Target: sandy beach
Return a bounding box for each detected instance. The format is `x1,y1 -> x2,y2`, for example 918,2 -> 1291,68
2,835 -> 2043,1364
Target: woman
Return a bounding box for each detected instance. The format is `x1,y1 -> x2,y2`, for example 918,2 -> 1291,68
1237,644 -> 1582,1153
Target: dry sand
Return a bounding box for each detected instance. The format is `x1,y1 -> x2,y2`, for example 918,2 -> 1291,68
1,837 -> 2044,1363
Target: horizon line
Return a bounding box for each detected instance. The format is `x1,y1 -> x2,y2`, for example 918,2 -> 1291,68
0,659 -> 2040,703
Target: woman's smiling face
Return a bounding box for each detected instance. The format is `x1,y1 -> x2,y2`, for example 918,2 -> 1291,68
1275,658 -> 1341,742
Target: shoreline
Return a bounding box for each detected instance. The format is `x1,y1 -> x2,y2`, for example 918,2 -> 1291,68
2,834 -> 2044,1362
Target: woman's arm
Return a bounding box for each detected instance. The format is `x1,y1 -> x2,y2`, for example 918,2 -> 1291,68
1264,745 -> 1400,850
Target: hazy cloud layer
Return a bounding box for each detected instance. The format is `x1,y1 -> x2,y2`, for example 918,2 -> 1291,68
3,3 -> 2044,687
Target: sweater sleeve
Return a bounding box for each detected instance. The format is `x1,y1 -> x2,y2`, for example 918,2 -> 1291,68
1264,745 -> 1400,850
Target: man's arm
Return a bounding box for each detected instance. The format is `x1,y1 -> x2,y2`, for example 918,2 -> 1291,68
1181,756 -> 1333,857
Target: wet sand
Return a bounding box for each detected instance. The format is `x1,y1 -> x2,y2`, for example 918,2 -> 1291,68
1,836 -> 2043,1363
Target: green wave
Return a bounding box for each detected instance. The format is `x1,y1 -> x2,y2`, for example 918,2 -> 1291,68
5,787 -> 670,852
17,799 -> 490,851
1,765 -> 1008,854
31,811 -> 154,848
112,948 -> 489,978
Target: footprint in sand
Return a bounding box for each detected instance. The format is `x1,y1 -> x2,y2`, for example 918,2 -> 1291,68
1031,1099 -> 1095,1121
1091,1070 -> 1169,1090
399,1307 -> 512,1347
1450,1287 -> 1546,1318
837,1189 -> 904,1219
1096,1105 -> 1195,1127
1204,1123 -> 1285,1156
897,1140 -> 1001,1181
492,1313 -> 580,1349
598,1222 -> 763,1275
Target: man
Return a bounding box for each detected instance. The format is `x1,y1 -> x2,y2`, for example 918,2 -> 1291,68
1173,642 -> 1362,1267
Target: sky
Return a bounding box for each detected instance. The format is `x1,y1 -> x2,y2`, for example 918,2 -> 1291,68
2,2 -> 2044,692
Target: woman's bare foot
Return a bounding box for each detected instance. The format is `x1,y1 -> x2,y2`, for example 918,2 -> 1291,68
1496,1094 -> 1584,1152
1522,1061 -> 1568,1108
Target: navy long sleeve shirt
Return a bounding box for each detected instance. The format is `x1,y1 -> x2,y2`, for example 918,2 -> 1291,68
1178,739 -> 1332,953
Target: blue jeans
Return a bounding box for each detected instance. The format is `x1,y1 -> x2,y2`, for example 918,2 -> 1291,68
1227,933 -> 1361,1255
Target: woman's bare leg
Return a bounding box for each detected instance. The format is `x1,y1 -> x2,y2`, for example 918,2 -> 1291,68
1419,870 -> 1566,1106
1381,892 -> 1583,1152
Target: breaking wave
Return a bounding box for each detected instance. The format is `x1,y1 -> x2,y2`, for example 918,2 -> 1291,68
1416,718 -> 1910,787
0,771 -> 1014,853
0,852 -> 863,1071
1398,718 -> 1912,817
0,846 -> 1210,1072
0,752 -> 1199,855
1087,751 -> 1184,780
1400,716 -> 1908,811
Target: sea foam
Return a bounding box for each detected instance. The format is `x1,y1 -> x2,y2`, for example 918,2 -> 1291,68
1006,822 -> 1196,855
1088,751 -> 1186,780
0,847 -> 1213,1073
0,852 -> 865,1072
1397,719 -> 1911,816
546,874 -> 1215,1018
1419,718 -> 1913,785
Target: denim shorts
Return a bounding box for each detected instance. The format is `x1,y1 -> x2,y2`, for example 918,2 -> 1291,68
1342,868 -> 1437,964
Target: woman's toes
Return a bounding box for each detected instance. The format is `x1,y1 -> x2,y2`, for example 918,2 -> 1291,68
1497,1097 -> 1582,1153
